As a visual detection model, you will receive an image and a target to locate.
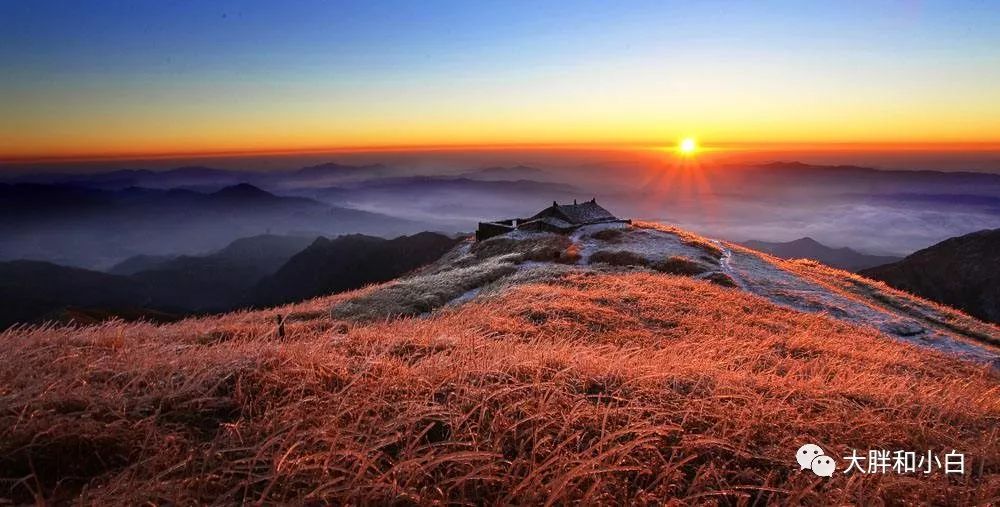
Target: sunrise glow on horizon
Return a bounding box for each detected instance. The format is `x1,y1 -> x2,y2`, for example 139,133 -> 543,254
678,138 -> 698,156
3,1 -> 1000,162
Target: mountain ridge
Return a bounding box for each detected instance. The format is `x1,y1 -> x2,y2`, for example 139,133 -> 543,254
0,232 -> 461,327
0,182 -> 433,269
741,237 -> 902,271
250,231 -> 463,307
861,228 -> 1000,324
9,160 -> 1000,191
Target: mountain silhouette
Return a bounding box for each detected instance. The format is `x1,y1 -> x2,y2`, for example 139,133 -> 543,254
250,232 -> 462,307
293,162 -> 391,181
464,165 -> 548,181
742,237 -> 901,271
861,229 -> 1000,324
0,232 -> 460,328
108,254 -> 177,276
211,182 -> 281,200
127,234 -> 317,312
0,183 -> 430,269
0,261 -> 151,328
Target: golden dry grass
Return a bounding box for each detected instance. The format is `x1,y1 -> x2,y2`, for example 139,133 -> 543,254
2,268 -> 998,505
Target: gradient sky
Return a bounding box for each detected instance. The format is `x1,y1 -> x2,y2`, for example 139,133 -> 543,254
2,0 -> 1000,160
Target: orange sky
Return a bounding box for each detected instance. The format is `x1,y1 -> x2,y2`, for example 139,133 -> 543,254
4,2 -> 1000,163
5,141 -> 1000,166
4,88 -> 999,162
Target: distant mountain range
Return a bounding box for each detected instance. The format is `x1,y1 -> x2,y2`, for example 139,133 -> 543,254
2,166 -> 244,190
0,233 -> 317,327
273,162 -> 396,188
0,181 -> 324,216
309,175 -> 581,227
0,182 -> 430,269
717,161 -> 1000,199
743,161 -> 1000,184
0,164 -> 561,258
9,159 -> 1000,197
741,237 -> 902,271
105,234 -> 316,311
250,232 -> 463,307
461,165 -> 549,181
1,162 -> 538,191
121,234 -> 317,312
0,232 -> 462,329
5,159 -> 999,270
861,229 -> 1000,324
845,192 -> 1000,213
112,233 -> 315,275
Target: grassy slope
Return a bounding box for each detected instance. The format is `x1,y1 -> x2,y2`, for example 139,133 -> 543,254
1,228 -> 999,504
777,253 -> 1000,348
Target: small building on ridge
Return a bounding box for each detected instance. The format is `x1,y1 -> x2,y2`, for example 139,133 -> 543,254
476,199 -> 629,241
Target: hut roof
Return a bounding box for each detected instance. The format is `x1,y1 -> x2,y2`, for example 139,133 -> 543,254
531,199 -> 617,225
525,216 -> 575,229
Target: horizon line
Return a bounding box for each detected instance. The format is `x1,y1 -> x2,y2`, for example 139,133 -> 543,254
4,140 -> 1000,166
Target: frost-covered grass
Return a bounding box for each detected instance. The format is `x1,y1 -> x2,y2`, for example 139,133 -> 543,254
331,256 -> 519,321
1,223 -> 999,504
781,256 -> 1000,348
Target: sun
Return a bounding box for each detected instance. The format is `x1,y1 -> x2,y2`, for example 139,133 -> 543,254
678,137 -> 698,155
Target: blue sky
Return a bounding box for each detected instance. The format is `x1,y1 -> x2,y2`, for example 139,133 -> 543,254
2,0 -> 999,158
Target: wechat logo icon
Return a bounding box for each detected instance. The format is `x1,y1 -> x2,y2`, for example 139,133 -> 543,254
796,443 -> 836,477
